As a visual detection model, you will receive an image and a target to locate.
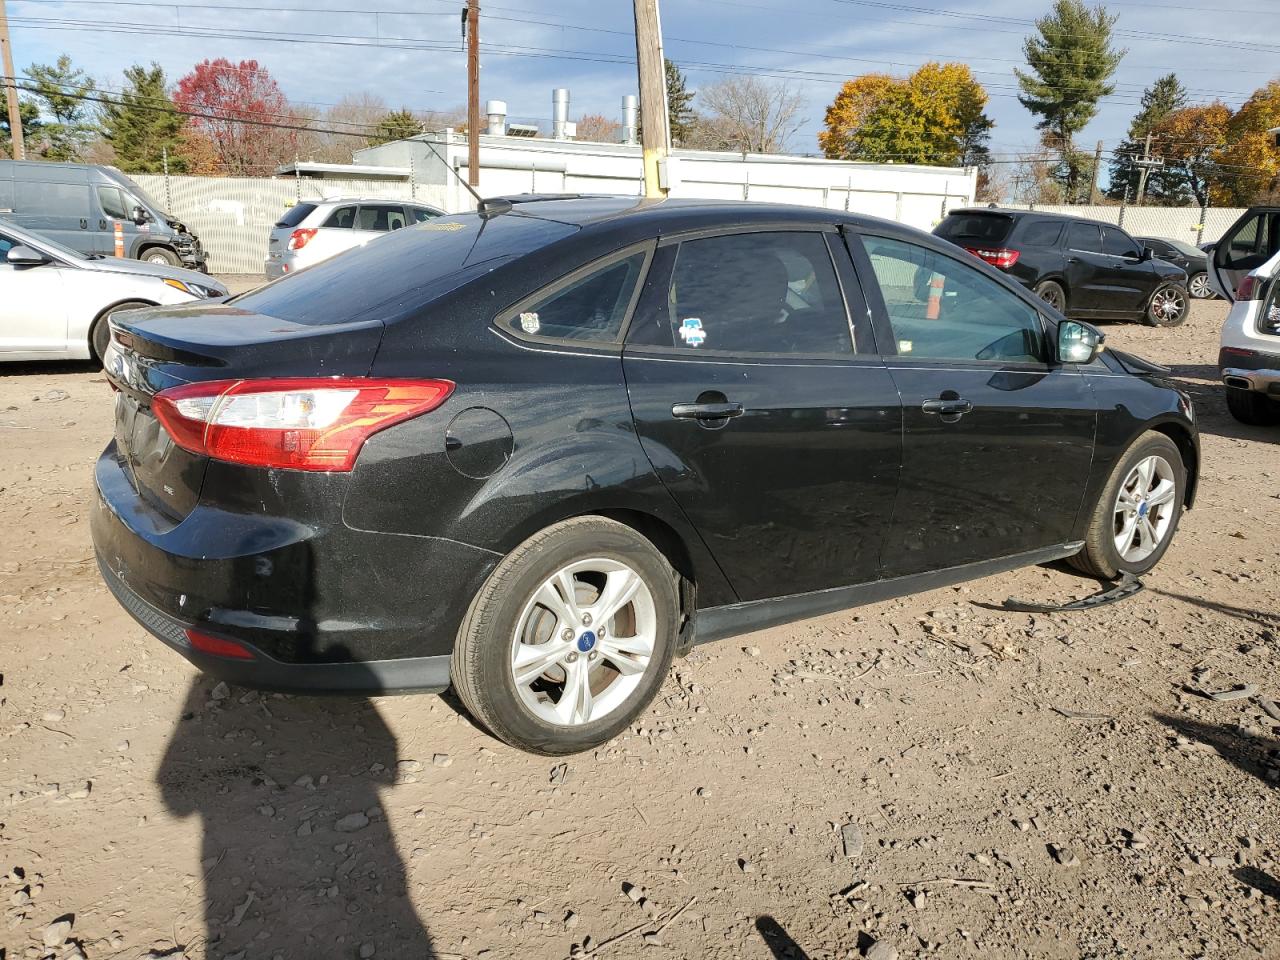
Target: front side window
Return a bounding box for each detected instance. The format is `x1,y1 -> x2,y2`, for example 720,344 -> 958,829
665,231 -> 852,355
501,250 -> 648,343
860,235 -> 1044,364
411,207 -> 440,223
323,206 -> 356,229
98,186 -> 129,220
1066,222 -> 1101,251
1102,227 -> 1140,259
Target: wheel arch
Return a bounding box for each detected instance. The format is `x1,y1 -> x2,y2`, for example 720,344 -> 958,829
135,241 -> 177,261
88,297 -> 158,355
1148,419 -> 1198,508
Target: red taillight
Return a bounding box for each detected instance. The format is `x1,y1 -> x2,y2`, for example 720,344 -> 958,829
966,246 -> 1020,269
1237,275 -> 1261,300
186,628 -> 256,660
288,228 -> 317,250
152,378 -> 455,471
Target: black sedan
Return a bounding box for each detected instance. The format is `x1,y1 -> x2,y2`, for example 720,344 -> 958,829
92,197 -> 1199,754
1136,236 -> 1213,299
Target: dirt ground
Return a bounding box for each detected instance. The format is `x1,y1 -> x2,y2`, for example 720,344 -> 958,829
1,291 -> 1277,960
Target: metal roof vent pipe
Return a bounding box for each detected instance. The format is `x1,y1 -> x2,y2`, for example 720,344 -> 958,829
621,95 -> 638,145
486,100 -> 508,137
552,88 -> 570,140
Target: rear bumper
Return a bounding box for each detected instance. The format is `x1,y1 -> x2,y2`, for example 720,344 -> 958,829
90,442 -> 500,691
263,258 -> 288,280
1218,347 -> 1280,395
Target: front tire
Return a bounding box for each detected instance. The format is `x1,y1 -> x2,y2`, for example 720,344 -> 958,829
1145,284 -> 1188,327
450,516 -> 679,755
1225,386 -> 1280,425
141,247 -> 181,267
90,300 -> 152,364
1069,431 -> 1185,580
1188,272 -> 1212,299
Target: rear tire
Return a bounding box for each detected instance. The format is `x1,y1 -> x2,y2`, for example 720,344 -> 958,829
1225,386 -> 1280,425
1145,284 -> 1188,327
450,516 -> 679,755
140,247 -> 181,267
1034,279 -> 1067,314
1069,431 -> 1185,580
91,300 -> 152,364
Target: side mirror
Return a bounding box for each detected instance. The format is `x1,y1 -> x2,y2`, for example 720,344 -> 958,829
1058,319 -> 1104,365
132,205 -> 150,226
1139,246 -> 1153,262
6,245 -> 50,266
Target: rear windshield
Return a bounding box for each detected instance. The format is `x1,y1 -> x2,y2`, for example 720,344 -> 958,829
936,212 -> 1014,244
231,212 -> 578,325
275,203 -> 317,228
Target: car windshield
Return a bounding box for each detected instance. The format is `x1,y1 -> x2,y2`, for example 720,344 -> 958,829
936,213 -> 1015,244
230,212 -> 578,325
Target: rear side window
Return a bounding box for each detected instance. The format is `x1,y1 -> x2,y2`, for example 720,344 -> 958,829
358,204 -> 407,231
1066,222 -> 1101,251
1017,221 -> 1063,247
275,203 -> 316,228
501,249 -> 648,343
665,231 -> 852,356
936,213 -> 1014,244
1102,227 -> 1140,258
411,207 -> 440,223
324,206 -> 356,229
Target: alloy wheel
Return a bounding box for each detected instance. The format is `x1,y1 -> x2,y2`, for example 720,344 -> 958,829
1188,274 -> 1211,298
509,558 -> 657,726
1151,287 -> 1186,324
1038,286 -> 1063,310
1113,455 -> 1177,563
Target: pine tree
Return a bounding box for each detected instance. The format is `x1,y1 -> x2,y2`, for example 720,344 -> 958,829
1106,73 -> 1187,201
369,109 -> 421,146
99,64 -> 186,173
26,54 -> 97,161
638,59 -> 695,146
1015,0 -> 1125,201
0,99 -> 41,158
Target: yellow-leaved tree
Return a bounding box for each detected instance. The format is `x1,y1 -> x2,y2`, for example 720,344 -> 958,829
1211,79 -> 1280,205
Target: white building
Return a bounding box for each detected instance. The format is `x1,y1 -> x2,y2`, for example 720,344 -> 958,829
354,128 -> 976,233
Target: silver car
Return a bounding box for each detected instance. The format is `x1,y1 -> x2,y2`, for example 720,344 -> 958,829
264,198 -> 446,279
0,218 -> 226,363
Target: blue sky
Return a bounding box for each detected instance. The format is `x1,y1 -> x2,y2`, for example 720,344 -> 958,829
8,0 -> 1279,166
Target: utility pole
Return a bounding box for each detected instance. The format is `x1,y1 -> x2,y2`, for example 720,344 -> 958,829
0,0 -> 25,160
464,0 -> 480,189
1088,139 -> 1103,205
1133,131 -> 1164,207
632,0 -> 670,199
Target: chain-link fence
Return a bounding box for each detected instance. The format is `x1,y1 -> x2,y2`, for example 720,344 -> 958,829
131,175 -> 449,274
1003,203 -> 1247,247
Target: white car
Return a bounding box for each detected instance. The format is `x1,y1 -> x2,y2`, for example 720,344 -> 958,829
0,218 -> 226,363
1213,206 -> 1280,424
263,198 -> 445,279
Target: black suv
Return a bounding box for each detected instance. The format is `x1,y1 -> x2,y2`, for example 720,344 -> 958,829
936,208 -> 1190,326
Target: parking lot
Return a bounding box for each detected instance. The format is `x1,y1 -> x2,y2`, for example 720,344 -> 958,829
1,295 -> 1277,959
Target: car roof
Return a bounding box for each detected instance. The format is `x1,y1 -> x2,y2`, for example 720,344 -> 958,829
945,206 -> 1121,228
306,197 -> 441,206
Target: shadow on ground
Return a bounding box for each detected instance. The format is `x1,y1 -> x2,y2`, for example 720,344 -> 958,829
157,676 -> 436,958
1153,713 -> 1279,790
1152,589 -> 1280,631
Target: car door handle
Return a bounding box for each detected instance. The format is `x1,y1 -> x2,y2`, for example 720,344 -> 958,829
921,398 -> 973,417
79,219 -> 88,230
672,401 -> 744,420
1068,256 -> 1081,264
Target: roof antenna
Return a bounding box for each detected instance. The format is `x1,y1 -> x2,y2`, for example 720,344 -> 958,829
414,134 -> 485,209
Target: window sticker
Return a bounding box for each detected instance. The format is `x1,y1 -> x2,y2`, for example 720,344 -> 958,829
898,339 -> 913,353
519,311 -> 541,334
679,317 -> 707,347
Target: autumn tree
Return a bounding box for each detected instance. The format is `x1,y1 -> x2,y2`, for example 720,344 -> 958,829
174,59 -> 297,174
26,54 -> 97,161
575,113 -> 621,143
820,64 -> 993,167
1212,79 -> 1280,205
1144,103 -> 1231,206
99,64 -> 187,173
1016,0 -> 1125,200
1106,73 -> 1187,201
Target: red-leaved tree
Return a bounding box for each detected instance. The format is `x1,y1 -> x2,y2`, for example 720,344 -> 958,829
174,59 -> 298,174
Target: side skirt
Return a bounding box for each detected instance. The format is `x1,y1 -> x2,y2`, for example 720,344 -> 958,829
693,542 -> 1084,645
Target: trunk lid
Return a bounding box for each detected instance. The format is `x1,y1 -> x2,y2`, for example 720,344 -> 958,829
102,301 -> 384,524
